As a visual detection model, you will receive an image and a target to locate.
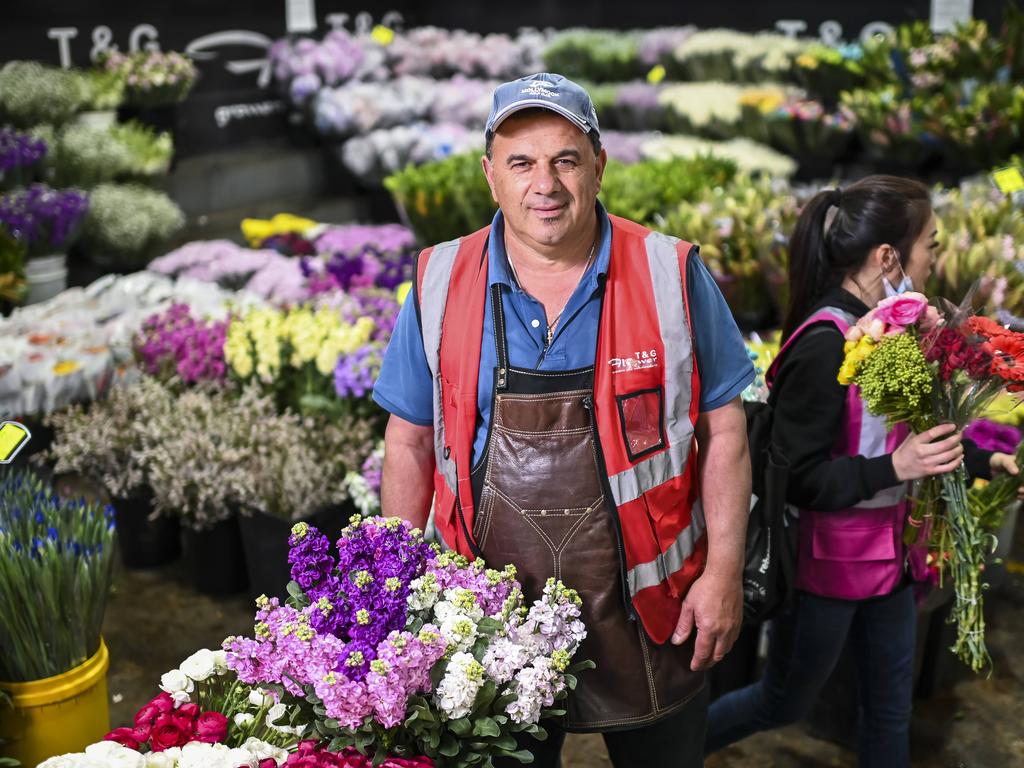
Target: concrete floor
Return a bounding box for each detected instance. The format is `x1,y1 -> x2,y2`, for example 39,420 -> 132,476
98,513 -> 1024,767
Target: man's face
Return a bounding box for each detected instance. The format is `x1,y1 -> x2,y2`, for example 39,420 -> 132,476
482,111 -> 607,252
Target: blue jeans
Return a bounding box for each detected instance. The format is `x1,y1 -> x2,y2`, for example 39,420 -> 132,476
705,585 -> 916,768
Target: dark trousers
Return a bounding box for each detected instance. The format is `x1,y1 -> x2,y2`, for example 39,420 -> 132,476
705,584 -> 916,768
495,685 -> 709,768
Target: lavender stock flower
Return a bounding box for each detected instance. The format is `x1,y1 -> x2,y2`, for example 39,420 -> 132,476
0,184 -> 88,257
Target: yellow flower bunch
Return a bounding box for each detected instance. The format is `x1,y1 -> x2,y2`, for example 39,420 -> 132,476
225,306 -> 376,384
240,213 -> 318,247
837,335 -> 877,385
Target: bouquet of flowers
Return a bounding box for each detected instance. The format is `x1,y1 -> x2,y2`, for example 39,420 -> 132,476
0,183 -> 88,259
0,128 -> 48,191
78,183 -> 184,267
100,50 -> 198,107
638,135 -> 797,178
386,28 -> 541,80
224,517 -> 590,767
340,122 -> 481,184
269,30 -> 367,105
838,291 -> 1024,671
303,224 -> 417,295
542,29 -> 644,81
0,471 -> 116,682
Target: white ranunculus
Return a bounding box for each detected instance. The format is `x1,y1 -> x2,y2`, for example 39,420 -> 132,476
241,737 -> 289,762
179,648 -> 218,681
37,756 -> 83,768
159,668 -> 195,696
211,649 -> 229,673
84,741 -> 146,768
177,743 -> 249,768
234,712 -> 256,727
248,688 -> 272,707
145,749 -> 180,768
265,702 -> 287,727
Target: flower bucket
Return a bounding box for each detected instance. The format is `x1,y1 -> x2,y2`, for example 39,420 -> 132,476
238,503 -> 349,603
24,253 -> 68,305
111,491 -> 181,569
182,513 -> 249,596
0,639 -> 110,766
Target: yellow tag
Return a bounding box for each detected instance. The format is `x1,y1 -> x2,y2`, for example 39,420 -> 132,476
992,166 -> 1024,194
0,421 -> 31,464
371,25 -> 395,46
646,65 -> 666,84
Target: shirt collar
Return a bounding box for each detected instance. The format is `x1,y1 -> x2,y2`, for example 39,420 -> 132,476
487,201 -> 612,293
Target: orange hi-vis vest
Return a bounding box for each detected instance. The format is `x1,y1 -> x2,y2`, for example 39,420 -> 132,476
415,214 -> 706,644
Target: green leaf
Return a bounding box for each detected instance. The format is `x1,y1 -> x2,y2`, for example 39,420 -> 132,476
471,680 -> 497,715
567,659 -> 596,673
449,717 -> 472,737
496,749 -> 535,763
439,735 -> 461,757
494,692 -> 517,711
565,673 -> 578,691
471,716 -> 501,737
476,616 -> 503,635
493,735 -> 517,751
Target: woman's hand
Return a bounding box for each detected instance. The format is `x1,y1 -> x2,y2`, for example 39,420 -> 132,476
989,452 -> 1024,500
893,423 -> 964,482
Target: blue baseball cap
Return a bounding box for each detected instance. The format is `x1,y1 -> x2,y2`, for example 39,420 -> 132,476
485,73 -> 600,139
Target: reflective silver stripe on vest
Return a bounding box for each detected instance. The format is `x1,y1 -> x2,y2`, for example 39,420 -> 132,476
606,232 -> 695,506
627,499 -> 706,595
420,238 -> 461,494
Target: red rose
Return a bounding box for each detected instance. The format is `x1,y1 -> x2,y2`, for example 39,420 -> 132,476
149,713 -> 190,751
104,726 -> 144,750
193,710 -> 229,743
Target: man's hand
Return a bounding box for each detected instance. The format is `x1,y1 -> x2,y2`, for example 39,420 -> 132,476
990,451 -> 1024,500
671,569 -> 743,671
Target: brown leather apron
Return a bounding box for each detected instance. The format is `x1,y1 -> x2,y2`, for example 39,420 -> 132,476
468,284 -> 703,733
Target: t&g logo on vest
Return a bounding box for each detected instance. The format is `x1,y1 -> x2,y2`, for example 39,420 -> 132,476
608,349 -> 659,374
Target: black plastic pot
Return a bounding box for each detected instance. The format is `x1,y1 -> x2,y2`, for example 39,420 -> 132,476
111,491 -> 181,569
182,513 -> 249,596
238,503 -> 351,603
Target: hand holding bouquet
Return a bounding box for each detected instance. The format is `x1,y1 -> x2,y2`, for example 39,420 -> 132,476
838,290 -> 1024,671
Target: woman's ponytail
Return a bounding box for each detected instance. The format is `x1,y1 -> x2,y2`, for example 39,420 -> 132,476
781,189 -> 841,342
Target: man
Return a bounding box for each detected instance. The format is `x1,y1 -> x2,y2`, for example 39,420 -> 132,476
373,72 -> 753,767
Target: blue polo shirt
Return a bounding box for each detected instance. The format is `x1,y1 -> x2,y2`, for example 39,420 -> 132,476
373,204 -> 755,464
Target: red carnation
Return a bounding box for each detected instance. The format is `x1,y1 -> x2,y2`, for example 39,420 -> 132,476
193,710 -> 229,743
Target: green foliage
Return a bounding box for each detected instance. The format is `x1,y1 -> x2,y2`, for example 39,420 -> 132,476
47,121 -> 174,188
542,30 -> 644,82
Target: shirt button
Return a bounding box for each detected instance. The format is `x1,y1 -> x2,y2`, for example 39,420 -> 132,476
531,318 -> 541,328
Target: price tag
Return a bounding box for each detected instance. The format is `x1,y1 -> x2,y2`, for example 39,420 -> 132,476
646,65 -> 666,84
0,421 -> 31,464
991,166 -> 1024,195
372,25 -> 395,46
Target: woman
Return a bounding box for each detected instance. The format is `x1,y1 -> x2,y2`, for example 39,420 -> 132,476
704,176 -> 1022,767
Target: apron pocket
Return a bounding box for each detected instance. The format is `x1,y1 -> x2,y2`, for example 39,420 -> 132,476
811,524 -> 896,562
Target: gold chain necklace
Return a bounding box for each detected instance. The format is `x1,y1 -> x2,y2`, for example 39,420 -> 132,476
506,238 -> 597,347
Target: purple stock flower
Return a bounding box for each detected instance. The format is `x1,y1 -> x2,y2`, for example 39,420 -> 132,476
134,303 -> 229,385
334,344 -> 382,399
0,184 -> 88,258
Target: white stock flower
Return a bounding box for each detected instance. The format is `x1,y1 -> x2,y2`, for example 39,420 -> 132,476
179,648 -> 218,682
434,651 -> 486,719
439,614 -> 479,653
407,575 -> 441,612
159,668 -> 195,697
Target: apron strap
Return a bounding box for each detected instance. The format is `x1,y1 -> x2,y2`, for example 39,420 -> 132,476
491,283 -> 510,391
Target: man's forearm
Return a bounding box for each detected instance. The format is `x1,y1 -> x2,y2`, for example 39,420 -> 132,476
696,398 -> 750,579
380,415 -> 436,528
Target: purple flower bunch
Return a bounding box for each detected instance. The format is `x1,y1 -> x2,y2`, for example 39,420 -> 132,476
257,231 -> 317,257
0,129 -> 48,178
0,184 -> 88,258
333,344 -> 383,399
304,224 -> 417,294
287,518 -> 434,670
269,30 -> 365,103
427,555 -> 519,619
134,302 -> 229,385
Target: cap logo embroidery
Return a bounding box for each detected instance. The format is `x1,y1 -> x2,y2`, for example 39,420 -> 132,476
521,84 -> 558,98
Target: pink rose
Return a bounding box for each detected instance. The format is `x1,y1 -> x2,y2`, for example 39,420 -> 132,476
193,710 -> 229,743
871,293 -> 929,328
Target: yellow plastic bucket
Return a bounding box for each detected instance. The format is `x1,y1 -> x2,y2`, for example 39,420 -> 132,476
0,639 -> 110,766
